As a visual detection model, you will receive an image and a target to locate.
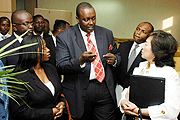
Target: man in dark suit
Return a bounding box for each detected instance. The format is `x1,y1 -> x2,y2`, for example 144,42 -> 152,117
116,22 -> 154,119
33,15 -> 56,65
0,10 -> 33,120
56,2 -> 121,120
0,10 -> 33,66
117,22 -> 154,89
52,19 -> 70,47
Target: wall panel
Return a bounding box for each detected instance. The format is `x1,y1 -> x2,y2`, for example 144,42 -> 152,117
34,8 -> 72,30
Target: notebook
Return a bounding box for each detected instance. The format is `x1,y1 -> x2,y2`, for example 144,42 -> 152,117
130,75 -> 165,108
126,75 -> 165,119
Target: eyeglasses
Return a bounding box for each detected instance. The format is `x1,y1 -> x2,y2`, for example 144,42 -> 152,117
13,21 -> 34,26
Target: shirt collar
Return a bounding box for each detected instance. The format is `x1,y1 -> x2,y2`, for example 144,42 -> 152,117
0,33 -> 9,37
14,32 -> 23,43
78,24 -> 95,37
133,41 -> 145,48
0,33 -> 3,38
33,31 -> 44,38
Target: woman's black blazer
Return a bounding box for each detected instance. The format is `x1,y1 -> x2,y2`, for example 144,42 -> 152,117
10,63 -> 63,120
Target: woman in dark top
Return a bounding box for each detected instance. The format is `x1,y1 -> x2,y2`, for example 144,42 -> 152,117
10,35 -> 68,120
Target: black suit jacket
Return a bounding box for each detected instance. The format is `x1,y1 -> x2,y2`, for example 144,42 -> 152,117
116,41 -> 146,88
0,34 -> 20,66
9,63 -> 63,120
43,34 -> 56,66
56,24 -> 121,118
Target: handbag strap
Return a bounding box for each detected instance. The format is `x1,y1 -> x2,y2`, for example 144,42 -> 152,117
61,94 -> 73,120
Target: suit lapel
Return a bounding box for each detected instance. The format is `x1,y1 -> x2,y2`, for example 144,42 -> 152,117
43,64 -> 61,99
29,70 -> 55,100
11,34 -> 20,49
120,41 -> 133,73
73,24 -> 104,56
74,24 -> 87,52
94,26 -> 103,59
13,41 -> 20,48
43,34 -> 55,48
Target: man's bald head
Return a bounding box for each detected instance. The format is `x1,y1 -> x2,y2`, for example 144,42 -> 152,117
11,10 -> 33,36
11,10 -> 31,24
76,2 -> 93,18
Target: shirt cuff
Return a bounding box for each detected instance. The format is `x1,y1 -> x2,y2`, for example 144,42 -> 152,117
118,88 -> 129,113
112,57 -> 117,67
80,63 -> 86,68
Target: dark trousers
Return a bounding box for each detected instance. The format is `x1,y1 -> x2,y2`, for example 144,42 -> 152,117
75,80 -> 116,120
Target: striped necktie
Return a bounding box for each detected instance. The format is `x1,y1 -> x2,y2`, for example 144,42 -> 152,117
127,44 -> 139,71
86,33 -> 105,83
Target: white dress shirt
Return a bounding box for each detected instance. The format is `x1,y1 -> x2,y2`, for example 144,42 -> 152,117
33,31 -> 44,38
119,61 -> 180,120
78,25 -> 105,80
0,33 -> 11,41
14,32 -> 23,43
44,81 -> 55,96
52,35 -> 57,47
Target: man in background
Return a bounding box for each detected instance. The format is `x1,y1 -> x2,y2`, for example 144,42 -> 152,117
0,10 -> 33,120
116,22 -> 154,88
115,22 -> 154,119
0,10 -> 33,66
52,19 -> 70,47
33,15 -> 56,65
33,14 -> 45,37
0,17 -> 11,41
44,18 -> 52,36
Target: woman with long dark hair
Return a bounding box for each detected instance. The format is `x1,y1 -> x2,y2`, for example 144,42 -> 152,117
10,35 -> 68,120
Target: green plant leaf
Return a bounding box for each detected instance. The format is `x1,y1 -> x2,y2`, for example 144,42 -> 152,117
0,65 -> 15,69
2,51 -> 43,58
0,30 -> 37,108
0,89 -> 20,105
2,77 -> 33,91
0,30 -> 29,54
0,68 -> 15,76
0,43 -> 38,59
2,69 -> 28,77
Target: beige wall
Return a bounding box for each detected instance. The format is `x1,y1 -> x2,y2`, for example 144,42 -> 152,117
38,0 -> 180,43
34,8 -> 72,30
0,0 -> 12,12
25,0 -> 37,16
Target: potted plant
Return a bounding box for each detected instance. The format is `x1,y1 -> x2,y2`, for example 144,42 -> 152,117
0,30 -> 37,119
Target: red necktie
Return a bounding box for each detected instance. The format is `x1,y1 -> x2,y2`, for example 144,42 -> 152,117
86,33 -> 105,83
